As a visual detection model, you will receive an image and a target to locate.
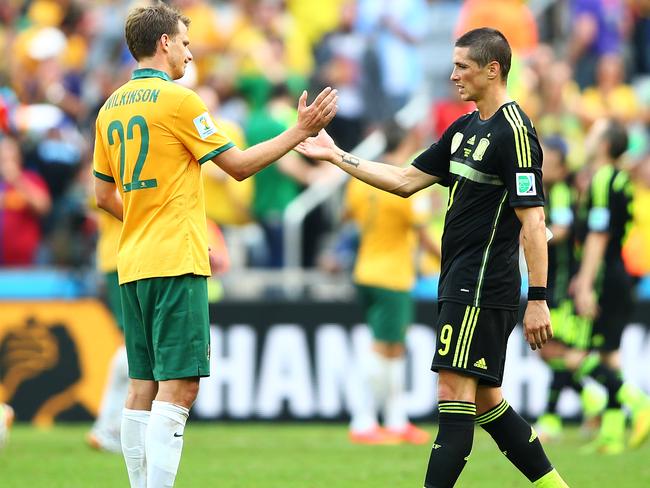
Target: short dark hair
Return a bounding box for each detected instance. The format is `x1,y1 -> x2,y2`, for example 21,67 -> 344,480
125,3 -> 190,61
455,28 -> 511,81
603,120 -> 628,160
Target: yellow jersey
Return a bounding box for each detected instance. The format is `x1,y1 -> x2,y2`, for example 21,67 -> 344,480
345,177 -> 430,291
93,68 -> 234,284
96,210 -> 121,273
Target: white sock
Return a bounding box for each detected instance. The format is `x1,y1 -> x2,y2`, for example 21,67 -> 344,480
384,357 -> 408,430
121,408 -> 150,488
350,348 -> 388,432
146,400 -> 190,488
94,346 -> 129,439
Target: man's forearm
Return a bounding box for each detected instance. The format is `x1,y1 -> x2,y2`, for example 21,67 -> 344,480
332,150 -> 436,198
521,216 -> 548,287
577,232 -> 608,287
236,126 -> 311,180
98,195 -> 123,221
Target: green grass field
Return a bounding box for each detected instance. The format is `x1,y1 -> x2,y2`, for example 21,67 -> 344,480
1,423 -> 649,487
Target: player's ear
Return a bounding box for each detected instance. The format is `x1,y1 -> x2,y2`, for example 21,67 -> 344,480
160,33 -> 170,53
486,61 -> 499,80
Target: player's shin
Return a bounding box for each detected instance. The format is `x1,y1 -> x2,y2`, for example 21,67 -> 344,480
121,408 -> 150,488
145,400 -> 190,488
477,399 -> 566,485
423,401 -> 475,488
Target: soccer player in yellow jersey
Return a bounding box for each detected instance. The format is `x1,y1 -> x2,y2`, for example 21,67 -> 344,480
92,4 -> 337,487
87,210 -> 128,454
346,123 -> 439,445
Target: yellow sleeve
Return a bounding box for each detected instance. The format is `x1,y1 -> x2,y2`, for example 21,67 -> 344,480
174,91 -> 235,164
92,120 -> 114,182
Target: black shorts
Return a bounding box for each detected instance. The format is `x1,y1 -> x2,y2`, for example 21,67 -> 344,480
431,301 -> 517,387
592,266 -> 635,352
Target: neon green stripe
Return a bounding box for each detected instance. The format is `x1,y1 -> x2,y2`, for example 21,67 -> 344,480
475,400 -> 509,425
457,306 -> 477,369
454,307 -> 476,367
474,191 -> 508,307
449,160 -> 504,186
439,405 -> 477,413
502,107 -> 524,167
441,402 -> 476,408
550,182 -> 571,210
452,306 -> 471,367
509,105 -> 531,167
591,165 -> 614,208
439,408 -> 476,415
447,180 -> 459,210
463,308 -> 481,368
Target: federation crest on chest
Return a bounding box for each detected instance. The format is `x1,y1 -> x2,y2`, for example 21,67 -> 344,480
472,137 -> 491,161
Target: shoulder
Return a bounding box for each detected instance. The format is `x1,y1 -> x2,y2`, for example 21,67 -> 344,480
496,102 -> 534,131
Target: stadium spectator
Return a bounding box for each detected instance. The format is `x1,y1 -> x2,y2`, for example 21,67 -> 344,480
92,4 -> 336,487
567,0 -> 628,89
455,0 -> 538,56
535,60 -> 587,170
297,27 -> 570,488
312,0 -> 367,152
577,52 -> 641,127
0,135 -> 51,266
355,0 -> 429,121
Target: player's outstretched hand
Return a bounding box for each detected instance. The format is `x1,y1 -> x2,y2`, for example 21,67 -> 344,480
523,300 -> 553,351
296,87 -> 338,137
295,129 -> 338,162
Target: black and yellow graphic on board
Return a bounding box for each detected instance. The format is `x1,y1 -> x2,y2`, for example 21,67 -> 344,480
0,300 -> 122,426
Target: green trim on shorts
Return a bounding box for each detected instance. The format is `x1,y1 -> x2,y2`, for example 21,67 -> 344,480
356,284 -> 412,343
120,274 -> 210,381
104,271 -> 124,332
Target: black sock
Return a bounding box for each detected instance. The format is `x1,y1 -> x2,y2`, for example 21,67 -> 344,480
477,399 -> 553,482
546,369 -> 574,414
575,355 -> 623,409
424,401 -> 476,488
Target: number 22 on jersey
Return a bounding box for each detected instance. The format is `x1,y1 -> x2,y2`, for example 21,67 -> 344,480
107,115 -> 157,192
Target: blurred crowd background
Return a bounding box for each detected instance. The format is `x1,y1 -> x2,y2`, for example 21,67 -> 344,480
2,0 -> 650,299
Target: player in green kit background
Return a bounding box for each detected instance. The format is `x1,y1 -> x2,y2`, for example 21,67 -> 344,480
92,4 -> 337,487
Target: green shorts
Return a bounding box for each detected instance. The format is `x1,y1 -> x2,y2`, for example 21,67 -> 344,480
356,284 -> 413,343
104,271 -> 124,332
550,299 -> 592,350
120,274 -> 210,381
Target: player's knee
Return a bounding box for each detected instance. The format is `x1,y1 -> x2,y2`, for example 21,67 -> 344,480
437,369 -> 477,402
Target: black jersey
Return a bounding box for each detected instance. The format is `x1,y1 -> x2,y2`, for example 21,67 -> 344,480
545,179 -> 577,308
578,164 -> 633,272
413,101 -> 544,310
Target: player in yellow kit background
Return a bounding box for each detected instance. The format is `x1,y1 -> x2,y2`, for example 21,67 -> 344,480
92,4 -> 337,487
87,209 -> 128,454
345,122 -> 440,445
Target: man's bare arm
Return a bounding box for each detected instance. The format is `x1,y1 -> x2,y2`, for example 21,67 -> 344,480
94,178 -> 123,221
515,205 -> 551,350
295,130 -> 439,197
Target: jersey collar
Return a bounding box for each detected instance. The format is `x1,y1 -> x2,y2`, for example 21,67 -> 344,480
131,68 -> 172,82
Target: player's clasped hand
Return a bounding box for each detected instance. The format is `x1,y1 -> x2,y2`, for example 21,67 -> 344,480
296,87 -> 338,136
523,300 -> 553,351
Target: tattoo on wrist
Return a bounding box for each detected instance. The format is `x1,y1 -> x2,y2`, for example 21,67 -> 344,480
340,152 -> 360,167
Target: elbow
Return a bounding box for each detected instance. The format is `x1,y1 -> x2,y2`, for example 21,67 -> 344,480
394,184 -> 416,198
231,168 -> 250,181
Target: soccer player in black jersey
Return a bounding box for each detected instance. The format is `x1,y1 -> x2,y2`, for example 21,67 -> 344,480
296,28 -> 568,488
